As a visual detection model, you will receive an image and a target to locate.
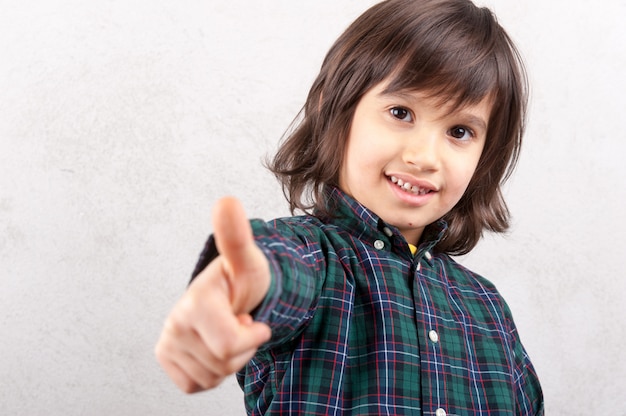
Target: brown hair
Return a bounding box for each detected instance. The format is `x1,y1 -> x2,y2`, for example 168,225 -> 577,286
268,0 -> 528,255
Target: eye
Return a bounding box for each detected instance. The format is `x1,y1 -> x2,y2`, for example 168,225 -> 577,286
448,126 -> 474,141
389,107 -> 413,122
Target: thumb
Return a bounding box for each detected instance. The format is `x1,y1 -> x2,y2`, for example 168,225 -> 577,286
212,197 -> 270,314
212,197 -> 260,274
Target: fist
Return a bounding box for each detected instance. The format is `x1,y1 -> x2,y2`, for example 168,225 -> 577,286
155,197 -> 272,393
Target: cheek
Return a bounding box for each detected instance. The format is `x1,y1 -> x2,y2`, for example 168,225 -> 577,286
338,140 -> 365,193
337,152 -> 350,191
343,137 -> 378,173
448,163 -> 481,200
457,148 -> 484,187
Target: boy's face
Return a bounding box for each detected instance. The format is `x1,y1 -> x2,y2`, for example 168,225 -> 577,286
339,81 -> 490,245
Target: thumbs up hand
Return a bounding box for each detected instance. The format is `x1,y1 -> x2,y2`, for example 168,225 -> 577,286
155,197 -> 272,393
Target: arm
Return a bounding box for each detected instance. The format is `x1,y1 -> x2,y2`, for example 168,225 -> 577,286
504,303 -> 544,415
155,197 -> 272,393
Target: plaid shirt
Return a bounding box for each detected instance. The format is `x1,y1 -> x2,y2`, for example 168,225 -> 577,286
192,188 -> 543,415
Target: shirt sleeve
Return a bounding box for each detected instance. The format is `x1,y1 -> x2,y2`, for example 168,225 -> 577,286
504,302 -> 545,415
189,217 -> 330,347
249,218 -> 329,346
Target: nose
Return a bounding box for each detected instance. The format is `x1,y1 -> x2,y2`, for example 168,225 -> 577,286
402,130 -> 440,172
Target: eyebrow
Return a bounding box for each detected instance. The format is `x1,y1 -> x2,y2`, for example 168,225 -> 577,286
378,90 -> 489,133
457,114 -> 488,133
378,90 -> 420,104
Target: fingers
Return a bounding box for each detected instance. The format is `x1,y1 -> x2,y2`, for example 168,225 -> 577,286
155,267 -> 272,393
155,315 -> 270,393
156,358 -> 200,393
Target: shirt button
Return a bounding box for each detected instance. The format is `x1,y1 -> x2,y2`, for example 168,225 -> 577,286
425,251 -> 432,261
374,240 -> 385,250
429,330 -> 439,343
435,408 -> 447,416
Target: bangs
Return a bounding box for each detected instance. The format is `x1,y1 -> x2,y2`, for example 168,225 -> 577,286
384,51 -> 500,114
357,0 -> 508,113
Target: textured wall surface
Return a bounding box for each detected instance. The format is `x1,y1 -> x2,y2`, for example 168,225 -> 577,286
1,1 -> 624,415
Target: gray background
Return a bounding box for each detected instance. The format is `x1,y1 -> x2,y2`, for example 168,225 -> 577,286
1,0 -> 625,415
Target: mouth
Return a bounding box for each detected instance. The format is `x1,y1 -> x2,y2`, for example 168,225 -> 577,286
389,175 -> 434,195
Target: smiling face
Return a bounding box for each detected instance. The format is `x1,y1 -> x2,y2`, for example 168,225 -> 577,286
339,81 -> 491,245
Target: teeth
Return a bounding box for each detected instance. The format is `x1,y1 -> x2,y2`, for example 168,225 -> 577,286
389,175 -> 430,195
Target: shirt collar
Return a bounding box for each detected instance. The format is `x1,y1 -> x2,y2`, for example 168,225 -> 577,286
320,187 -> 448,256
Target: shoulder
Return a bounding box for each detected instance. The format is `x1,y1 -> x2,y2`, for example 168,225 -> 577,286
266,215 -> 325,234
251,214 -> 348,246
437,254 -> 499,292
434,253 -> 515,323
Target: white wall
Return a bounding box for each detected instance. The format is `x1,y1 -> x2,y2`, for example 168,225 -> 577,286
1,1 -> 624,415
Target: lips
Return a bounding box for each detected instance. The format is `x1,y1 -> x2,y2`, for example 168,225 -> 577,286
389,175 -> 434,195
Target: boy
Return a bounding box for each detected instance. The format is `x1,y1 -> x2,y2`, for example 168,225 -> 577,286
156,1 -> 544,414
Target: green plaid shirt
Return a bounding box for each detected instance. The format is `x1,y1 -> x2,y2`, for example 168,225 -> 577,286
193,188 -> 543,415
